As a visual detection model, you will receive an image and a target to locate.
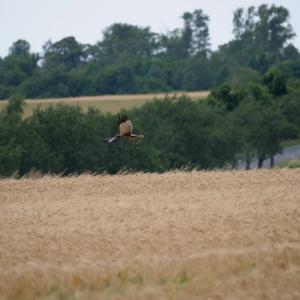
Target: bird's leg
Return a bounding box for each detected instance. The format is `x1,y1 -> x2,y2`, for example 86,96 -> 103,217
105,134 -> 120,143
130,133 -> 144,144
130,133 -> 144,139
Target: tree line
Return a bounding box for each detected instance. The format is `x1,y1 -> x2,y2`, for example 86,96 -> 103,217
0,4 -> 300,99
1,3 -> 300,176
1,71 -> 300,177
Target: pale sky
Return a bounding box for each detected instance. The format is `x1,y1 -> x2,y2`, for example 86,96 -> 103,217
0,0 -> 299,57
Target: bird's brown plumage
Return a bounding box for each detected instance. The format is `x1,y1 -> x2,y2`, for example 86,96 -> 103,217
105,114 -> 144,144
118,115 -> 133,136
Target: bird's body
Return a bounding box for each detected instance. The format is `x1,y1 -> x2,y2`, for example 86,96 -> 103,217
105,115 -> 144,143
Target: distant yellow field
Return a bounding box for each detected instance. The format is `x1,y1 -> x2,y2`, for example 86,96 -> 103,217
0,169 -> 299,300
0,91 -> 209,117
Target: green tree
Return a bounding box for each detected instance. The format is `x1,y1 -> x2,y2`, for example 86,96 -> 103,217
162,9 -> 210,59
95,63 -> 136,94
9,39 -> 31,56
232,100 -> 290,168
221,4 -> 296,74
209,84 -> 242,111
182,9 -> 210,56
255,5 -> 295,54
0,40 -> 38,89
182,56 -> 213,90
283,44 -> 300,60
279,84 -> 300,133
5,94 -> 26,119
96,23 -> 158,64
0,95 -> 26,176
26,105 -> 87,174
227,67 -> 261,90
23,65 -> 69,98
233,6 -> 256,41
262,68 -> 287,97
43,37 -> 84,70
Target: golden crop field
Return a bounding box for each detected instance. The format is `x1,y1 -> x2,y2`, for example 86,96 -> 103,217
0,91 -> 209,117
0,169 -> 300,300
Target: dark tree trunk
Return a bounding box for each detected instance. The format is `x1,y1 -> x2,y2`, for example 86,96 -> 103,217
246,153 -> 251,170
231,160 -> 237,169
270,155 -> 274,168
258,157 -> 264,168
246,160 -> 251,170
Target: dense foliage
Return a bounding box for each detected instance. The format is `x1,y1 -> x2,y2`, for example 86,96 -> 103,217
0,4 -> 299,99
1,76 -> 300,176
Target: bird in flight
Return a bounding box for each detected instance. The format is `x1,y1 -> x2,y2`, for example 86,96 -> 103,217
105,114 -> 144,143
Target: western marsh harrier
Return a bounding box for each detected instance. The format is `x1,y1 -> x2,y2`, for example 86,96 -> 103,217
105,114 -> 144,143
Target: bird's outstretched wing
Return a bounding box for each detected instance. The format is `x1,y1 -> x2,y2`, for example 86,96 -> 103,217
104,114 -> 138,143
118,114 -> 133,136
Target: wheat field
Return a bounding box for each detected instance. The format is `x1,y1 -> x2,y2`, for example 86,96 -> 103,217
0,169 -> 300,300
0,91 -> 209,117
